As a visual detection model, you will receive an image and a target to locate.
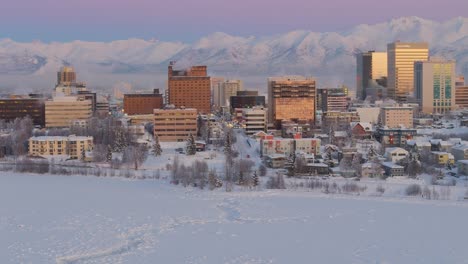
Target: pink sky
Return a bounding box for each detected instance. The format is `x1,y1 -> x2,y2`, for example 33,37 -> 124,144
1,0 -> 466,42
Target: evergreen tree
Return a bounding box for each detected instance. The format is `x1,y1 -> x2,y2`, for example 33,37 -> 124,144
285,152 -> 296,177
328,126 -> 335,146
80,147 -> 86,161
252,171 -> 259,187
238,171 -> 245,185
186,134 -> 196,155
106,144 -> 112,162
152,135 -> 162,156
224,130 -> 233,157
352,153 -> 362,177
323,146 -> 336,168
367,145 -> 378,161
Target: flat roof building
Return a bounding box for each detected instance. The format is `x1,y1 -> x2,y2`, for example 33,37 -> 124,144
123,89 -> 164,115
153,108 -> 198,142
168,64 -> 211,114
45,96 -> 93,128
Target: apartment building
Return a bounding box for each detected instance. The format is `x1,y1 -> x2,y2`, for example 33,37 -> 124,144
45,96 -> 93,128
153,108 -> 198,142
28,135 -> 93,160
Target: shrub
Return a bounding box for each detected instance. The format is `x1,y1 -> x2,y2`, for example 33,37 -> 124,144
405,184 -> 422,196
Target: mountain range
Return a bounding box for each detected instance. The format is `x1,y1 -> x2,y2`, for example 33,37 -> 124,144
1,16 -> 468,93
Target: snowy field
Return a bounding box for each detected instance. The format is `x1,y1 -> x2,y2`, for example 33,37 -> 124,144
2,173 -> 468,263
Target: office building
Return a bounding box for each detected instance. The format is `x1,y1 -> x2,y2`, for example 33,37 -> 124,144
241,107 -> 267,136
230,91 -> 265,111
387,42 -> 429,102
45,96 -> 93,128
123,89 -> 164,115
29,135 -> 93,160
380,106 -> 413,128
153,108 -> 198,142
456,86 -> 468,109
217,80 -> 243,107
0,96 -> 45,127
57,66 -> 76,86
456,76 -> 465,87
268,76 -> 316,127
415,59 -> 456,114
322,111 -> 360,130
356,51 -> 387,100
168,63 -> 211,114
211,77 -> 224,109
317,87 -> 348,112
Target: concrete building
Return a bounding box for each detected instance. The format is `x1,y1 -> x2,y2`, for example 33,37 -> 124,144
380,106 -> 413,128
45,96 -> 93,128
355,107 -> 380,124
57,66 -> 76,86
0,96 -> 45,127
241,107 -> 267,136
356,51 -> 387,100
415,59 -> 456,114
153,108 -> 197,142
322,111 -> 360,130
260,137 -> 321,157
123,89 -> 164,115
387,42 -> 429,102
455,85 -> 468,109
29,135 -> 93,160
217,80 -> 243,108
268,76 -> 316,127
451,145 -> 468,161
316,87 -> 348,112
230,91 -> 265,112
211,77 -> 224,109
168,64 -> 211,114
382,162 -> 405,177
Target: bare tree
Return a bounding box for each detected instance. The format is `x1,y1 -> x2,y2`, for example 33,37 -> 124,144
122,144 -> 148,170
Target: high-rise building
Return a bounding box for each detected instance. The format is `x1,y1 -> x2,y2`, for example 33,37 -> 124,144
153,108 -> 198,142
456,76 -> 465,87
356,51 -> 387,100
123,89 -> 164,115
0,96 -> 45,127
57,66 -> 76,86
317,87 -> 348,112
387,42 -> 429,102
217,80 -> 243,107
380,106 -> 414,128
211,77 -> 225,109
45,96 -> 93,128
267,76 -> 316,127
168,64 -> 211,114
230,91 -> 266,111
415,59 -> 456,114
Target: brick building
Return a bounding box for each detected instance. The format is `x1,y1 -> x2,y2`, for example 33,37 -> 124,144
0,97 -> 45,127
168,64 -> 211,114
123,89 -> 164,115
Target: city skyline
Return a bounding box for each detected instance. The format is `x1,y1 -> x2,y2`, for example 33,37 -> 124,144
1,0 -> 467,42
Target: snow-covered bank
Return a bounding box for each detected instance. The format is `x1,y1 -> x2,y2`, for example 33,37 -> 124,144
1,173 -> 468,263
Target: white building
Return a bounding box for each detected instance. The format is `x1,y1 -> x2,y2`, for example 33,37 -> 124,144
242,107 -> 267,136
384,147 -> 409,163
216,79 -> 242,108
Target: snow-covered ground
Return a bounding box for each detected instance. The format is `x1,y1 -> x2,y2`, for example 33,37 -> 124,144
2,173 -> 468,263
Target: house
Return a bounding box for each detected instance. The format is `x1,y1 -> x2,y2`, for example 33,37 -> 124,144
384,147 -> 409,163
451,145 -> 468,161
431,151 -> 455,165
260,137 -> 321,157
406,140 -> 432,152
351,122 -> 373,139
430,139 -> 453,152
457,160 -> 468,175
381,162 -> 405,177
195,141 -> 207,151
264,154 -> 287,168
361,162 -> 384,178
252,131 -> 268,141
305,163 -> 330,175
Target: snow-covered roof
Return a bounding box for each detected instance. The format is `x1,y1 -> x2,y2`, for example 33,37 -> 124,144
385,147 -> 408,154
457,160 -> 468,165
406,140 -> 431,147
265,154 -> 286,159
381,162 -> 404,169
30,135 -> 93,141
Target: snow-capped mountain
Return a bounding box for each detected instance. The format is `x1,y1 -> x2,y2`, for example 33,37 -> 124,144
1,16 -> 468,92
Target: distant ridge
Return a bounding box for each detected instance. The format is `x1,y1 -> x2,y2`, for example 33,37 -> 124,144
0,16 -> 467,92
